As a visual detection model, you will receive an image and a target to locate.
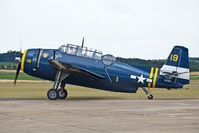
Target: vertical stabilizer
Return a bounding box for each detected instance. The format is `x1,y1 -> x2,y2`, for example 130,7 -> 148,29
160,46 -> 189,85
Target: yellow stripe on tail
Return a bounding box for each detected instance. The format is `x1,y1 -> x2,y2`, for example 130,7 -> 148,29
152,68 -> 159,88
148,67 -> 154,88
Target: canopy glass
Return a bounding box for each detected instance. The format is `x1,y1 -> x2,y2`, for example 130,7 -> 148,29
59,44 -> 103,60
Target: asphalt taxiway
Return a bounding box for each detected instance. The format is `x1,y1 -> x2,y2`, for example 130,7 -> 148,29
0,98 -> 198,133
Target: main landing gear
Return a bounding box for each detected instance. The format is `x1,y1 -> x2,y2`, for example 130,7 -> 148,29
142,87 -> 153,100
47,88 -> 68,100
47,71 -> 69,100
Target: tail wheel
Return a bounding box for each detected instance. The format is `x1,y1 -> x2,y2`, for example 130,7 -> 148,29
58,88 -> 68,99
148,94 -> 153,100
47,89 -> 58,100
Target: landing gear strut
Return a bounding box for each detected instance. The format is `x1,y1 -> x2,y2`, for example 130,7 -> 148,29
142,87 -> 153,100
47,71 -> 68,100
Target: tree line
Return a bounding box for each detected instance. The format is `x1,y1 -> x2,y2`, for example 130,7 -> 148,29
117,57 -> 199,72
0,51 -> 199,71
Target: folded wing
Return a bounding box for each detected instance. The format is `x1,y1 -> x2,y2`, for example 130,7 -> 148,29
48,59 -> 104,79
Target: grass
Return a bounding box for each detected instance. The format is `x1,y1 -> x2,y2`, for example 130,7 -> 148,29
190,72 -> 199,76
0,69 -> 198,99
0,62 -> 17,66
0,69 -> 41,80
0,69 -> 17,73
0,73 -> 41,80
0,83 -> 198,99
190,77 -> 199,80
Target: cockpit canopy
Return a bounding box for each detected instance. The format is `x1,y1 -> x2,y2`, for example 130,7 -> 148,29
58,44 -> 103,60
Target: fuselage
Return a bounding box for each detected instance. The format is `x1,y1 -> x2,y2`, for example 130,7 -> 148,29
21,48 -> 183,93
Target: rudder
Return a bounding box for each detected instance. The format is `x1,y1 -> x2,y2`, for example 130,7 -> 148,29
160,46 -> 189,85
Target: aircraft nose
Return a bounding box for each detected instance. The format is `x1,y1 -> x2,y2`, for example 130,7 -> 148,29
14,49 -> 28,85
21,49 -> 28,71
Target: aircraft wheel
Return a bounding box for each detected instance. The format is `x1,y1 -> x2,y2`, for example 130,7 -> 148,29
47,89 -> 58,100
58,88 -> 68,99
148,94 -> 153,100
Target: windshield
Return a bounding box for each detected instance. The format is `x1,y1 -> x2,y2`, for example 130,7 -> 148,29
59,44 -> 103,60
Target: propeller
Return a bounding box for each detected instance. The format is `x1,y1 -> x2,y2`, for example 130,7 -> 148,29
81,37 -> 84,48
14,62 -> 21,86
14,50 -> 23,86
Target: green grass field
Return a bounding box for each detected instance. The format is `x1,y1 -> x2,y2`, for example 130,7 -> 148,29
0,69 -> 17,73
0,73 -> 41,80
0,83 -> 198,99
0,69 -> 198,99
191,77 -> 199,80
0,62 -> 17,66
0,69 -> 41,80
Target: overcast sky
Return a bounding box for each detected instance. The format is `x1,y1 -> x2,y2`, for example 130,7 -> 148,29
0,0 -> 198,59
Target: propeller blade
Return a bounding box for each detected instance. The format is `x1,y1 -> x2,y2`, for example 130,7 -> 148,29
14,62 -> 21,86
81,37 -> 84,48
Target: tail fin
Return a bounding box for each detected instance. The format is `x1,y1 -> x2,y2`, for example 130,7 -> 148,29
160,46 -> 189,85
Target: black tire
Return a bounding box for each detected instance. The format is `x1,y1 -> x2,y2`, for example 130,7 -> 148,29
58,88 -> 68,99
47,89 -> 58,100
148,94 -> 153,100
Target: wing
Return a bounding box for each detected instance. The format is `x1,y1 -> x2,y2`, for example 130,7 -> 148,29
48,59 -> 105,79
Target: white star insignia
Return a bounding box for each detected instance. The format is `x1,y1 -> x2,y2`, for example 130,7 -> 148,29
137,74 -> 146,84
130,74 -> 151,84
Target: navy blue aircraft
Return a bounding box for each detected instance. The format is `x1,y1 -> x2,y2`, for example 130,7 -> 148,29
14,40 -> 189,100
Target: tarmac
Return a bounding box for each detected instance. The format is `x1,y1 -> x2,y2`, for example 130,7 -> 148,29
0,98 -> 199,133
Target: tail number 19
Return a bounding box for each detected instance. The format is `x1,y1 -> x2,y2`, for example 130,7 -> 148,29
170,54 -> 178,61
